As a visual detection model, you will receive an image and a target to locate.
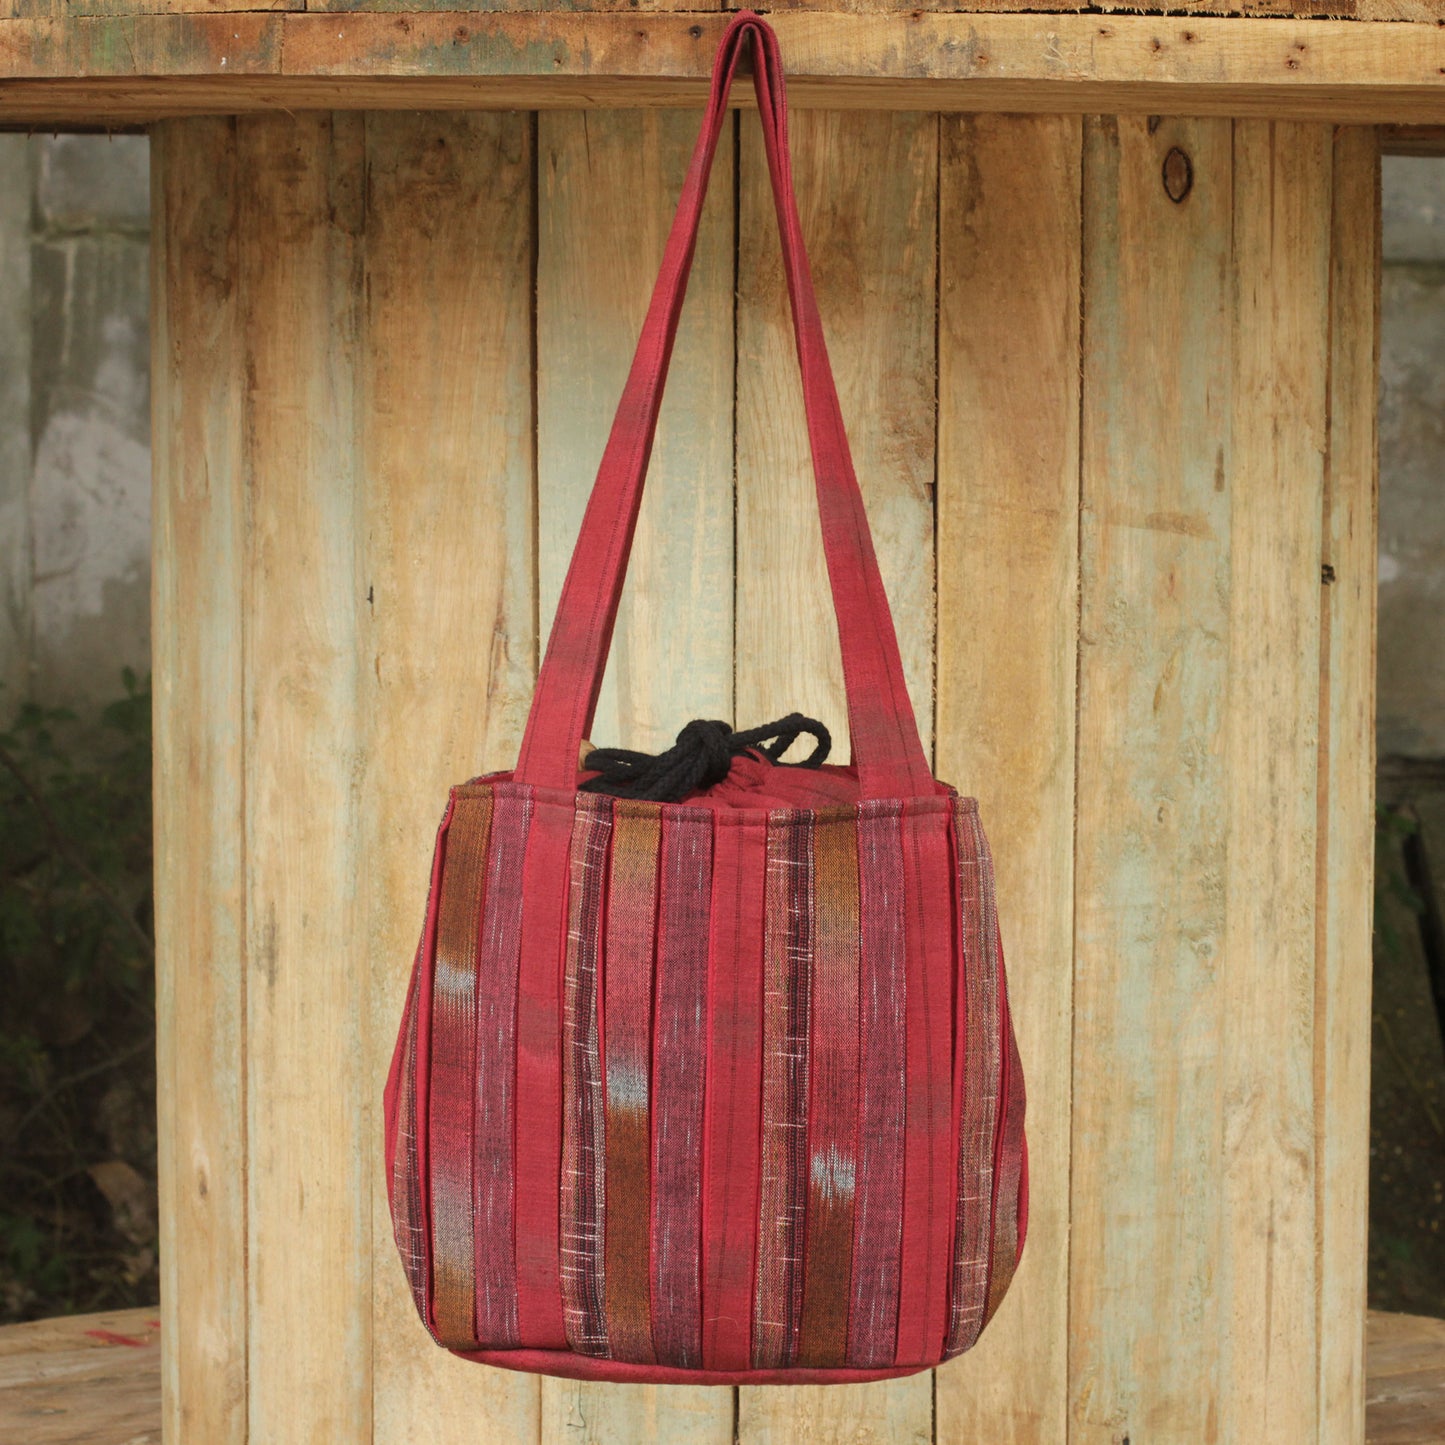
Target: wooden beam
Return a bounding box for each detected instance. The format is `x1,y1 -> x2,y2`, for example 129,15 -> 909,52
2,12 -> 1445,127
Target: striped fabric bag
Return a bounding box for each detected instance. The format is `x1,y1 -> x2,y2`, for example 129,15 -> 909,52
382,11 -> 1027,1385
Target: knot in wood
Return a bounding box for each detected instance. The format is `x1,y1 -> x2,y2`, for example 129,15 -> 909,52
1162,147 -> 1194,204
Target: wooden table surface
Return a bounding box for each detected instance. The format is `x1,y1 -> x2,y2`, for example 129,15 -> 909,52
0,1306 -> 1441,1444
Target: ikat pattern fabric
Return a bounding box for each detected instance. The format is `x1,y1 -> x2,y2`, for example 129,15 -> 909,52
383,780 -> 1027,1382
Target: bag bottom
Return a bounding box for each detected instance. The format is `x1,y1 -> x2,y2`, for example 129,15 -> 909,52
451,1346 -> 931,1386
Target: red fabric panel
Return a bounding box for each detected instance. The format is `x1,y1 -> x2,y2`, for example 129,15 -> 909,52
560,795 -> 614,1357
895,802 -> 957,1365
754,812 -> 814,1369
700,817 -> 766,1371
945,798 -> 1005,1357
603,802 -> 661,1363
798,817 -> 860,1367
511,796 -> 573,1349
473,787 -> 532,1346
847,799 -> 907,1366
428,791 -> 493,1348
650,806 -> 713,1367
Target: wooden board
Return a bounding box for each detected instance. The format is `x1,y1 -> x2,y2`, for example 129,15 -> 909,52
536,109 -> 735,758
236,111 -> 372,1444
5,14 -> 1445,127
0,136 -> 30,701
150,114 -> 247,1445
1367,1312 -> 1445,1445
1317,125 -> 1382,1445
360,110 -> 541,1444
733,105 -> 936,1442
0,1308 -> 161,1445
1219,116 -> 1332,1443
1070,113 -> 1243,1442
932,111 -> 1082,1445
534,105 -> 736,1445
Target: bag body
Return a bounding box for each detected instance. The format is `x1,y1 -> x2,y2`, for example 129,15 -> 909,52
383,11 -> 1027,1386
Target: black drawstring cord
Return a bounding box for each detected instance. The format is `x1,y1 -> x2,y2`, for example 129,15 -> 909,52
580,713 -> 832,803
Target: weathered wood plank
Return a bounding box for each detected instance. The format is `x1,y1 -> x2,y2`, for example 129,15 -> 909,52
536,109 -> 735,759
733,106 -> 935,1443
3,0 -> 295,17
932,112 -> 1081,1445
0,136 -> 31,705
5,14 -> 1445,126
1367,1312 -> 1445,1445
1317,124 -> 1381,1445
150,115 -> 247,1445
734,108 -> 936,761
535,106 -> 736,1444
1219,117 -> 1332,1445
1069,114 -> 1237,1443
360,110 -> 541,1444
737,1381 -> 932,1445
237,112 -> 371,1444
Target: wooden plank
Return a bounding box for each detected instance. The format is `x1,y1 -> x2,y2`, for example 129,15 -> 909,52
5,14 -> 1445,126
735,107 -> 936,761
737,1381 -> 932,1445
150,115 -> 247,1445
360,110 -> 541,1444
0,1308 -> 160,1445
1069,114 -> 1237,1442
733,107 -> 935,1443
236,112 -> 370,1444
536,109 -> 735,759
932,112 -> 1081,1445
3,1 -> 295,17
1367,1312 -> 1445,1445
1317,124 -> 1381,1445
535,106 -> 736,1444
1219,117 -> 1332,1445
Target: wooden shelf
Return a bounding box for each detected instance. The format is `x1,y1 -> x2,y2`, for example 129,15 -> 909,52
2,11 -> 1445,127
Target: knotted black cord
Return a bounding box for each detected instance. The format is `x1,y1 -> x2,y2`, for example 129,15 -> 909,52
580,713 -> 832,803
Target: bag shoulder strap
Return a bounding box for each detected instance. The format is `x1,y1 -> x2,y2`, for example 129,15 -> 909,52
514,12 -> 934,801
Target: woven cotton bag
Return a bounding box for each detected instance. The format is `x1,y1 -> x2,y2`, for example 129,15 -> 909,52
383,11 -> 1027,1385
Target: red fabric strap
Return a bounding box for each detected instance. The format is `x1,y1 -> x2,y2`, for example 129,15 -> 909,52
514,11 -> 932,802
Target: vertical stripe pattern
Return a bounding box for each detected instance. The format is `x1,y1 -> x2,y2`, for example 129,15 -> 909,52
391,986 -> 431,1329
946,796 -> 1004,1356
848,799 -> 908,1365
651,807 -> 713,1367
561,793 -> 614,1356
473,787 -> 531,1346
754,811 -> 815,1369
388,784 -> 1026,1375
798,817 -> 861,1366
603,801 -> 662,1362
427,791 -> 493,1347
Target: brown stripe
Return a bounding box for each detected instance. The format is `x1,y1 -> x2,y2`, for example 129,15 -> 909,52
798,817 -> 860,1367
560,793 -> 613,1357
428,790 -> 493,1348
603,801 -> 661,1364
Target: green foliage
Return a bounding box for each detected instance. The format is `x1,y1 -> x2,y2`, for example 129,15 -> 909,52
0,673 -> 157,1322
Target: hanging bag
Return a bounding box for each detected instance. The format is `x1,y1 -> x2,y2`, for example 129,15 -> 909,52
383,11 -> 1026,1385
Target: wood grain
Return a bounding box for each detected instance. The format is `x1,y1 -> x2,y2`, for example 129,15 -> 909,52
535,106 -> 737,1444
1317,124 -> 1381,1445
5,14 -> 1445,126
1367,1312 -> 1445,1445
150,115 -> 247,1445
733,106 -> 935,1441
360,110 -> 541,1444
1220,117 -> 1332,1445
1070,114 -> 1237,1443
237,112 -> 371,1444
735,108 -> 936,762
537,109 -> 736,758
932,112 -> 1081,1445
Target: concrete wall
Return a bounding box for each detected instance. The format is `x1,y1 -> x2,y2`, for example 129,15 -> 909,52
0,139 -> 1441,755
0,134 -> 150,718
1380,156 -> 1445,760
